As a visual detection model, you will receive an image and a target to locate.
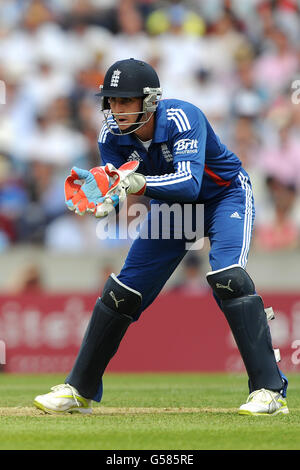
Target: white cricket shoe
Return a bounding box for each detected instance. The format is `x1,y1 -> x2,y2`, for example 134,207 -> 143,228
238,388 -> 289,416
34,384 -> 92,415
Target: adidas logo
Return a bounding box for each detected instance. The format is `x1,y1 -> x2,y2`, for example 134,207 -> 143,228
128,151 -> 143,163
230,212 -> 242,219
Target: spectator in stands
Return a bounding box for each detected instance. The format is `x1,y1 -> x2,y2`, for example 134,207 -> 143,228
253,27 -> 298,99
105,0 -> 154,67
0,152 -> 28,247
171,254 -> 209,295
4,263 -> 44,294
254,175 -> 300,252
259,116 -> 300,191
0,0 -> 299,255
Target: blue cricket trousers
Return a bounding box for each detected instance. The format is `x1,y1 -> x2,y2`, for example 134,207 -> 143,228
118,169 -> 255,320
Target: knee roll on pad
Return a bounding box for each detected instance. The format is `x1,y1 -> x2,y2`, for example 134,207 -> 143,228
102,273 -> 142,318
206,264 -> 255,300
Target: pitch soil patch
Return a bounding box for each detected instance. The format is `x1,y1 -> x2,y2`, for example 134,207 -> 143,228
0,406 -> 236,416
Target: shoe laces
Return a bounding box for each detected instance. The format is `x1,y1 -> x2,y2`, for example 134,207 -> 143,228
51,384 -> 80,407
246,388 -> 279,405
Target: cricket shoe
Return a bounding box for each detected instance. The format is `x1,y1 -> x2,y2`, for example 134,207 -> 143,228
34,384 -> 92,415
238,388 -> 289,416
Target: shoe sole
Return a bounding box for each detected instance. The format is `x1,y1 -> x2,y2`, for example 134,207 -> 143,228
238,406 -> 289,416
34,400 -> 92,415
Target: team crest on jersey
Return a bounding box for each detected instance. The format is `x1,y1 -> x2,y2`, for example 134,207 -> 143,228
161,143 -> 173,162
174,138 -> 198,154
110,69 -> 121,87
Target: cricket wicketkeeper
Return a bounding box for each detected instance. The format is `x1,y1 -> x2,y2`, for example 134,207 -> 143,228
34,58 -> 289,416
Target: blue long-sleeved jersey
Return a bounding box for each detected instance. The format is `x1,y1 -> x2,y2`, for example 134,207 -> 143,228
98,99 -> 242,203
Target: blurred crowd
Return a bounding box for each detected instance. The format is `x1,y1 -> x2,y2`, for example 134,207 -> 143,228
0,0 -> 300,256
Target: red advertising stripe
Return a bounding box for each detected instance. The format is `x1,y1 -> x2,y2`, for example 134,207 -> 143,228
0,292 -> 299,373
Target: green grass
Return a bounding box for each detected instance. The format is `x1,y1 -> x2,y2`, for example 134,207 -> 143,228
0,372 -> 300,450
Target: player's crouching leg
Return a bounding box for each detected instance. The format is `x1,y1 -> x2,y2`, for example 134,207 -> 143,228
34,274 -> 142,414
206,264 -> 289,416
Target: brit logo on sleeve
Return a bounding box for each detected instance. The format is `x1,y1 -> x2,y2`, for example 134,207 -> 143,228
110,69 -> 121,87
174,138 -> 198,155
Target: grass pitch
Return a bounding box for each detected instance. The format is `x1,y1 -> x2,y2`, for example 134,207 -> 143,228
0,372 -> 300,450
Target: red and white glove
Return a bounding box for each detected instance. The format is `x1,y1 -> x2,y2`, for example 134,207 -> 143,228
105,161 -> 146,196
64,166 -> 115,215
93,161 -> 146,217
64,161 -> 146,218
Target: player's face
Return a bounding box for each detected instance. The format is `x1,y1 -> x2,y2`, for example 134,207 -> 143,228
108,97 -> 143,130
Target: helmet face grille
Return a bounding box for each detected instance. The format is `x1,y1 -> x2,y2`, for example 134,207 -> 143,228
102,86 -> 162,135
98,58 -> 160,98
97,59 -> 162,135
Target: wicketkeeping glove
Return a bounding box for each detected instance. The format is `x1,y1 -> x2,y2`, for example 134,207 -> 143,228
64,166 -> 119,216
64,160 -> 145,218
104,161 -> 146,196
